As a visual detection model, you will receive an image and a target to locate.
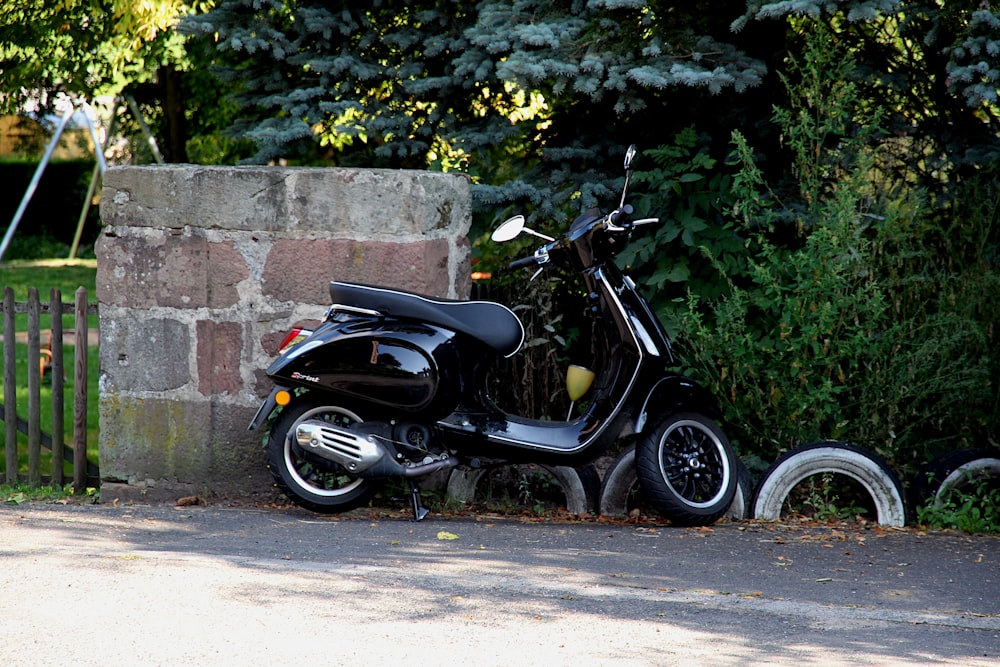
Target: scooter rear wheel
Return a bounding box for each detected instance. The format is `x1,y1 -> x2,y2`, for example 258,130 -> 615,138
635,412 -> 737,526
266,395 -> 381,514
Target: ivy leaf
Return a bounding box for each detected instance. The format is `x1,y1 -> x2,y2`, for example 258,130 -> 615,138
683,218 -> 709,234
650,264 -> 690,287
656,224 -> 682,244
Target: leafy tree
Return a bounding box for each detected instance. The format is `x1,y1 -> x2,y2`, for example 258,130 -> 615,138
181,0 -> 773,226
0,1 -> 188,112
0,1 -> 223,163
182,0 -> 1000,224
736,1 -> 1000,202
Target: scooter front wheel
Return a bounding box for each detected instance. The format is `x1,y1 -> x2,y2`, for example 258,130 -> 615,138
635,412 -> 737,526
266,395 -> 381,514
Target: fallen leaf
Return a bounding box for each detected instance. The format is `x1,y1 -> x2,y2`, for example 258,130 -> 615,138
437,531 -> 459,541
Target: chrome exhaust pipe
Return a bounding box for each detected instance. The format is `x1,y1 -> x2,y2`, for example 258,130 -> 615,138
293,420 -> 457,478
295,420 -> 385,473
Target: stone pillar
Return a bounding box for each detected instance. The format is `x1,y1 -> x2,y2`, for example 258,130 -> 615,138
97,165 -> 471,501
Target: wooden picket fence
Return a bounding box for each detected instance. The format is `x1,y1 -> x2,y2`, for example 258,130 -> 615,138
1,286 -> 99,490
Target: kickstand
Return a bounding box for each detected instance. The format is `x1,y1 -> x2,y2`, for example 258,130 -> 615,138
409,481 -> 430,521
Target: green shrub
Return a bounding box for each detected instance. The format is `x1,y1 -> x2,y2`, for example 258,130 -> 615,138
676,150 -> 894,461
917,475 -> 1000,534
632,22 -> 1000,478
619,126 -> 741,339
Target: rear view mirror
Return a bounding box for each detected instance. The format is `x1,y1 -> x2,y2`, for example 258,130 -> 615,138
491,215 -> 525,243
624,145 -> 637,171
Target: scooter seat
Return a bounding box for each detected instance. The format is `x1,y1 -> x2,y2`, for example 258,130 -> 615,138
329,281 -> 525,357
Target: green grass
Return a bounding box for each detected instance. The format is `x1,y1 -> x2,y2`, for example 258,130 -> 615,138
0,259 -> 99,484
1,482 -> 97,505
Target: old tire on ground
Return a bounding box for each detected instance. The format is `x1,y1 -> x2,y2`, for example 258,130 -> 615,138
728,457 -> 755,520
446,464 -> 599,515
634,412 -> 738,526
598,446 -> 637,517
752,441 -> 907,527
600,445 -> 753,520
912,448 -> 1000,508
574,463 -> 602,514
266,395 -> 381,514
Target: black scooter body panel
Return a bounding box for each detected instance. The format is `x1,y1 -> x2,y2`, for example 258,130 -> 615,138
265,315 -> 466,421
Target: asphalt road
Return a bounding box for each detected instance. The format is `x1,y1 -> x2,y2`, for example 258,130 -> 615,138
1,502 -> 997,666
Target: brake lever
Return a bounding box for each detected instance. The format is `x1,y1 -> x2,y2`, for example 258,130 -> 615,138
529,246 -> 552,281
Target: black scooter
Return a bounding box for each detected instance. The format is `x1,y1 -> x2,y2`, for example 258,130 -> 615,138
249,146 -> 737,525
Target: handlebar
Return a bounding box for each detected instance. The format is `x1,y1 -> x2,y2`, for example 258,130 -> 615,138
508,255 -> 540,270
505,208 -> 660,271
609,204 -> 634,226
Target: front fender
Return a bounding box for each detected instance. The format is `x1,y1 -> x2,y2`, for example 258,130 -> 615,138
635,374 -> 722,434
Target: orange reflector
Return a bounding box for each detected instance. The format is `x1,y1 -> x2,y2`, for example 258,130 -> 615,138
275,390 -> 291,406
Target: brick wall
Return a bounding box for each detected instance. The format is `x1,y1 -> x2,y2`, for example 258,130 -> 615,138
97,165 -> 471,501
